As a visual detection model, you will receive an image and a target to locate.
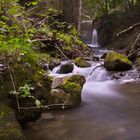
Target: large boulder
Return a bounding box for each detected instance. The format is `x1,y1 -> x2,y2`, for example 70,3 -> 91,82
104,51 -> 132,71
0,103 -> 26,140
75,57 -> 91,67
48,75 -> 86,109
57,62 -> 74,74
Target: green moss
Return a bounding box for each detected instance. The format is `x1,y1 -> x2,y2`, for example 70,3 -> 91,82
0,103 -> 26,140
67,75 -> 86,87
61,81 -> 81,93
105,52 -> 132,64
0,104 -> 13,120
75,57 -> 91,67
0,128 -> 26,140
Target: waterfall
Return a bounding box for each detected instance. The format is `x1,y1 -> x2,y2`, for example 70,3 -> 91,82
91,29 -> 99,48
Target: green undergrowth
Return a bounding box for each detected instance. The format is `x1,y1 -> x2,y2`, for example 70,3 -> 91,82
0,0 -> 89,123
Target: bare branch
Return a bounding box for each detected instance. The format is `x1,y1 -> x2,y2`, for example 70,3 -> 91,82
128,33 -> 140,57
19,103 -> 73,110
54,43 -> 69,60
116,23 -> 140,37
89,64 -> 103,75
7,65 -> 20,112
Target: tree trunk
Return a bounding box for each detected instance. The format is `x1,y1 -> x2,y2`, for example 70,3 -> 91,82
61,0 -> 79,28
78,0 -> 83,32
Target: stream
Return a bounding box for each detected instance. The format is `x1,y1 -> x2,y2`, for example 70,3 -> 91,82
24,47 -> 140,140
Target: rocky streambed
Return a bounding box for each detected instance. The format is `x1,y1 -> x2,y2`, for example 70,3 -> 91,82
1,47 -> 140,140
23,48 -> 140,140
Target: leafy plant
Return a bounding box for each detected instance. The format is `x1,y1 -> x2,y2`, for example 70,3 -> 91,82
10,84 -> 42,108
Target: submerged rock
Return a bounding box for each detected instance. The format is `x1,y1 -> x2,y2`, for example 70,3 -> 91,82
57,62 -> 74,74
0,103 -> 26,140
104,51 -> 132,71
75,57 -> 91,67
100,53 -> 107,59
111,72 -> 126,79
48,75 -> 85,109
92,56 -> 99,61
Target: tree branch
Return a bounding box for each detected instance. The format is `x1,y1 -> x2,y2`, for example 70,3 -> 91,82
116,23 -> 140,37
54,43 -> 69,60
19,103 -> 73,110
128,33 -> 140,57
89,64 -> 103,75
7,65 -> 20,112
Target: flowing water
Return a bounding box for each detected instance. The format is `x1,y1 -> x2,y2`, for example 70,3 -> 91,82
88,29 -> 99,48
24,48 -> 140,140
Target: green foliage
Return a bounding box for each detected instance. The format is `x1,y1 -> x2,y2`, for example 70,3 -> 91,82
84,0 -> 139,18
26,1 -> 38,7
34,8 -> 86,58
18,84 -> 34,98
10,84 -> 42,108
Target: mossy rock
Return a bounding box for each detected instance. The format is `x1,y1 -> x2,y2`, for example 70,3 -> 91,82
51,75 -> 86,89
48,75 -> 85,109
60,81 -> 81,94
0,103 -> 26,140
75,57 -> 91,67
57,62 -> 74,74
104,51 -> 132,71
66,75 -> 86,87
0,62 -> 52,123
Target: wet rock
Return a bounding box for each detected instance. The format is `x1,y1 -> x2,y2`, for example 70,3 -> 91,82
128,52 -> 137,62
111,72 -> 126,79
75,57 -> 91,67
48,75 -> 86,109
92,56 -> 99,61
49,59 -> 60,70
104,51 -> 132,71
42,63 -> 49,70
100,53 -> 107,59
57,62 -> 74,74
15,107 -> 42,125
0,103 -> 26,140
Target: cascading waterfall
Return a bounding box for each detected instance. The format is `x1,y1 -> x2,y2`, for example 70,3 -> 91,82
92,29 -> 99,47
